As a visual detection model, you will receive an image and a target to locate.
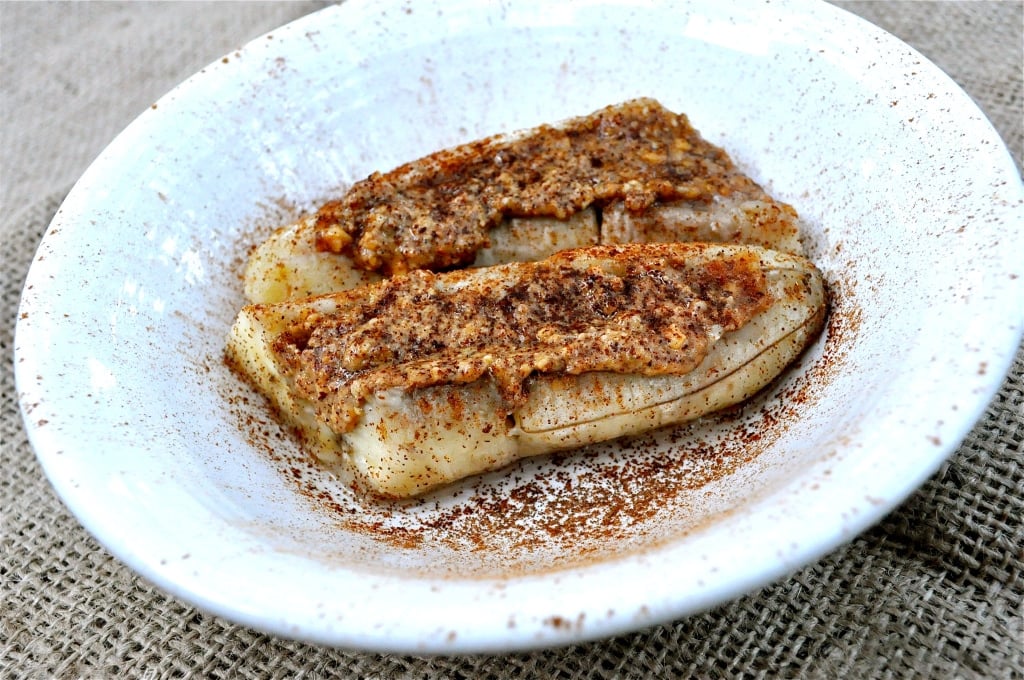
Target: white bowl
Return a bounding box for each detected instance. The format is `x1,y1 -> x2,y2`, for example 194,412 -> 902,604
15,0 -> 1023,653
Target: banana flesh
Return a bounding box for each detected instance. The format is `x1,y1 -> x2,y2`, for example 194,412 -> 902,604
244,209 -> 599,304
227,243 -> 826,498
243,216 -> 382,304
601,197 -> 803,255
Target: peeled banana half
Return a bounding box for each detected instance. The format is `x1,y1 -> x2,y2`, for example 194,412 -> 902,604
227,242 -> 826,499
243,98 -> 803,305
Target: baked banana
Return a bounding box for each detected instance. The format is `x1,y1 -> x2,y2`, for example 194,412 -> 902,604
227,242 -> 826,498
243,98 -> 802,303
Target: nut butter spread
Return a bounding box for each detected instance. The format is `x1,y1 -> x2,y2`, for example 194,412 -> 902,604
315,98 -> 779,275
271,244 -> 771,434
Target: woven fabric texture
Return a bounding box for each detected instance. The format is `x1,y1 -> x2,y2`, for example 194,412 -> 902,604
2,2 -> 1022,678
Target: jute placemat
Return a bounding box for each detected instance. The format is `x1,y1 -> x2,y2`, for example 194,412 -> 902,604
2,2 -> 1021,677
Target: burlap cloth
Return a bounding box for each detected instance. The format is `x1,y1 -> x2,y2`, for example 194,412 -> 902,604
2,2 -> 1021,677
